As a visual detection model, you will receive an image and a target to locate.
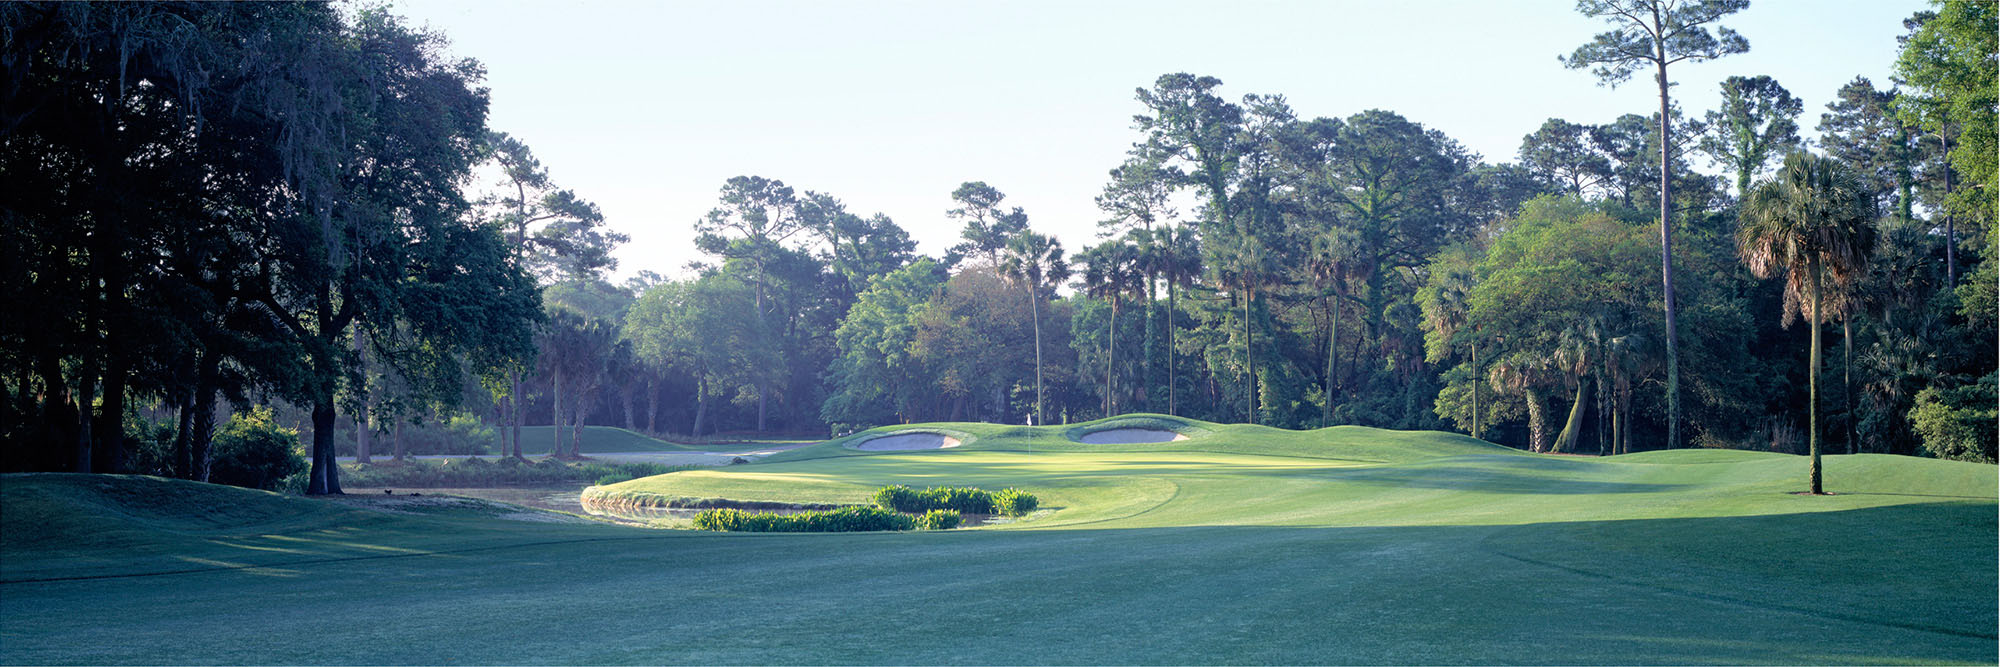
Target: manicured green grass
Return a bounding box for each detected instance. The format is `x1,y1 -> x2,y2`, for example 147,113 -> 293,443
3,414 -> 1994,665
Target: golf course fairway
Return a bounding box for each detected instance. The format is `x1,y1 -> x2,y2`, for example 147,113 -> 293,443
3,415 -> 1994,665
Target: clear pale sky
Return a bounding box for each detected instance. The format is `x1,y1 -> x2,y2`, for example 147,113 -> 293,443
387,0 -> 1927,281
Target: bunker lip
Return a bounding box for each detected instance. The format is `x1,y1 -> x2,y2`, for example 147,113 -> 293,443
1072,428 -> 1191,444
850,432 -> 963,451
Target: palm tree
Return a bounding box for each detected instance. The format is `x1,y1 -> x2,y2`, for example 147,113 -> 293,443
1000,231 -> 1069,426
1490,355 -> 1559,453
1080,239 -> 1145,417
1210,234 -> 1283,424
1739,151 -> 1876,494
1154,224 -> 1202,416
1416,247 -> 1475,437
1314,226 -> 1364,427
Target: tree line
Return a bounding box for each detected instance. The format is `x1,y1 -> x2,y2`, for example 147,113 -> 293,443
3,1 -> 1992,494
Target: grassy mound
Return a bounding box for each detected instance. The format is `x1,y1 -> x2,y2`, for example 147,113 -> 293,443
0,473 -> 626,583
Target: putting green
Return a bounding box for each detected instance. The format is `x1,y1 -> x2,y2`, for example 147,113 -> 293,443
3,414 -> 1994,665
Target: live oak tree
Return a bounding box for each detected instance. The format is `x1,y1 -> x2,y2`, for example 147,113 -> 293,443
249,8 -> 539,494
1563,0 -> 1750,449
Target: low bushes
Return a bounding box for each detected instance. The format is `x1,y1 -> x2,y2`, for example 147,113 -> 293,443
209,408 -> 307,492
342,457 -> 693,488
993,487 -> 1038,516
873,485 -> 993,514
686,485 -> 1040,532
914,509 -> 961,530
691,506 -> 916,532
873,485 -> 1038,516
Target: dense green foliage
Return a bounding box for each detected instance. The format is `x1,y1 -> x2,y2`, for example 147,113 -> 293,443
690,506 -> 918,532
870,484 -> 1035,516
913,509 -> 962,530
992,487 -> 1039,516
206,408 -> 307,492
1911,374 -> 1998,462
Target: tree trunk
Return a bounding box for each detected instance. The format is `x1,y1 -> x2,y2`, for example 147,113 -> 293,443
1323,294 -> 1338,425
1611,391 -> 1624,456
692,374 -> 707,436
1595,367 -> 1610,456
507,370 -> 524,459
646,377 -> 660,434
1618,385 -> 1633,455
1167,280 -> 1178,417
1941,132 -> 1955,286
190,352 -> 220,482
74,360 -> 96,474
354,333 -> 372,465
1143,272 -> 1156,413
551,371 -> 564,459
173,385 -> 195,478
1555,378 -> 1588,453
756,381 -> 767,432
1030,282 -> 1045,426
1655,55 -> 1682,451
1105,296 -> 1119,417
1843,318 -> 1855,455
622,384 -> 636,431
570,400 -> 584,459
1243,288 -> 1255,425
1808,259 -> 1823,494
307,398 -> 342,495
393,420 -> 405,461
1470,342 -> 1481,440
1524,387 -> 1547,453
93,348 -> 128,473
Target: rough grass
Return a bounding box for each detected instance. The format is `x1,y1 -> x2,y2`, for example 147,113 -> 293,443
3,415 -> 1994,665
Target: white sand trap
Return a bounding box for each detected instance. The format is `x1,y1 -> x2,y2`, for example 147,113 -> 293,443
1075,428 -> 1190,444
853,432 -> 962,451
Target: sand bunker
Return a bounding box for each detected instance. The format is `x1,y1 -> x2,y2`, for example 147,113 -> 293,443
853,432 -> 962,451
1074,428 -> 1190,444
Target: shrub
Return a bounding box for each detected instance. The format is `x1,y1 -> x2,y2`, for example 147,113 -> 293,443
872,485 -> 996,514
872,484 -> 922,511
595,473 -> 633,486
123,413 -> 178,477
993,487 -> 1039,516
914,509 -> 961,530
208,407 -> 307,492
691,506 -> 916,532
1911,374 -> 1998,463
